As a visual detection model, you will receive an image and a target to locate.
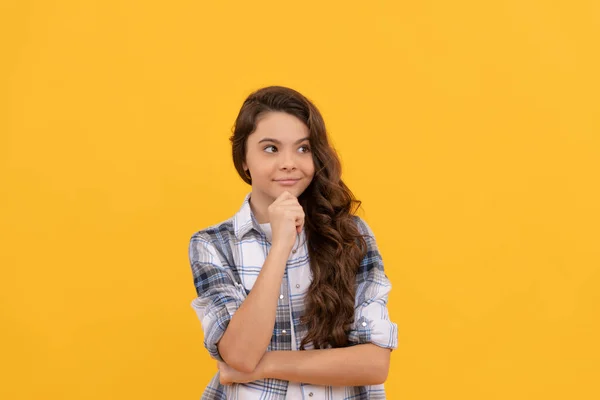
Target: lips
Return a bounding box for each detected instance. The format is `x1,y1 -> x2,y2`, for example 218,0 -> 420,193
274,178 -> 301,186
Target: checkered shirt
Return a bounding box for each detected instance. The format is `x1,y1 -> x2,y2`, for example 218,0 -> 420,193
189,193 -> 398,399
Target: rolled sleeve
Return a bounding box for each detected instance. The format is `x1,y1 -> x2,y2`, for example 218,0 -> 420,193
348,217 -> 399,350
189,233 -> 247,362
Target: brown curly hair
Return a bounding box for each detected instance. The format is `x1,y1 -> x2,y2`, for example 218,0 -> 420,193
230,86 -> 368,350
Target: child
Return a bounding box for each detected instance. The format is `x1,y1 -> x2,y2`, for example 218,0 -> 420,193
189,86 -> 398,399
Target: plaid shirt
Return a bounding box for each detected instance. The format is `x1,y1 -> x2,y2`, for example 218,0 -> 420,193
189,193 -> 398,399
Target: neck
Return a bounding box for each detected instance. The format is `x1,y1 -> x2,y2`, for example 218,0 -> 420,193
249,191 -> 272,224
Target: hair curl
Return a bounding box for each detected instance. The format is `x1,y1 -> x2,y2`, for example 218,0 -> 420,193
230,86 -> 367,349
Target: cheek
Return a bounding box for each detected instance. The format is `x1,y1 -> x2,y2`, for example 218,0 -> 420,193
246,152 -> 265,169
250,160 -> 275,179
304,159 -> 316,176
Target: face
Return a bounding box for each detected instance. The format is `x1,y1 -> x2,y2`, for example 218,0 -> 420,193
243,111 -> 315,205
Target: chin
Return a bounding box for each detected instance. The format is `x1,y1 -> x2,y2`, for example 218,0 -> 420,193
272,186 -> 304,199
274,187 -> 300,197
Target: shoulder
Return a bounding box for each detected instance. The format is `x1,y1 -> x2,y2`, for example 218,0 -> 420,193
189,216 -> 237,261
351,215 -> 385,270
190,216 -> 235,243
352,215 -> 377,240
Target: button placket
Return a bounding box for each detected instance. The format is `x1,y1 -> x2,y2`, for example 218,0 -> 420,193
277,272 -> 292,351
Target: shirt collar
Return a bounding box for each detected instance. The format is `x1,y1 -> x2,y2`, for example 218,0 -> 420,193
233,192 -> 263,240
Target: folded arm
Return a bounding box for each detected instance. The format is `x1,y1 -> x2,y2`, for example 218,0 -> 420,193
263,344 -> 390,386
218,344 -> 391,386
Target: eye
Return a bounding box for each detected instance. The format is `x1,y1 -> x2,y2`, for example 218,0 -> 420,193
298,145 -> 311,153
263,145 -> 277,153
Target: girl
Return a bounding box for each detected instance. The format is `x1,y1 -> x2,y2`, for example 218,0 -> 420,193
189,86 -> 398,399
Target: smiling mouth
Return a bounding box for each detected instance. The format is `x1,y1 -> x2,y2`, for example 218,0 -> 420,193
274,178 -> 301,185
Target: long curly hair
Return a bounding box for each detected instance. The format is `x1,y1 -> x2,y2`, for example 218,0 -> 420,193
230,86 -> 367,350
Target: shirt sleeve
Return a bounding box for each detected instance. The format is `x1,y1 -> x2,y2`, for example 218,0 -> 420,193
189,232 -> 247,362
347,216 -> 399,350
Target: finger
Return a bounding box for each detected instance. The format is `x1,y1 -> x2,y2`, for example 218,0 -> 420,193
274,202 -> 302,211
295,216 -> 305,233
285,211 -> 305,223
275,191 -> 296,202
275,190 -> 292,199
272,198 -> 300,208
268,205 -> 303,217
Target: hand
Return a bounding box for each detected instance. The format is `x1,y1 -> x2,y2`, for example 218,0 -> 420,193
217,361 -> 262,385
268,191 -> 305,251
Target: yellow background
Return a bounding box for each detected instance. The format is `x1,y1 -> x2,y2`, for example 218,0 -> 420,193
1,1 -> 599,399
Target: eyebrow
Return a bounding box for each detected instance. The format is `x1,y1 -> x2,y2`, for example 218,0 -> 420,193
258,137 -> 310,145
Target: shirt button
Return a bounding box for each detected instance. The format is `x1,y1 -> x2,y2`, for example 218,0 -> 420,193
309,393 -> 313,397
296,284 -> 300,288
292,249 -> 297,254
282,330 -> 287,334
362,322 -> 367,327
279,294 -> 284,299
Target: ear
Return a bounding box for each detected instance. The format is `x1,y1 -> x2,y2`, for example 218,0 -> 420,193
242,161 -> 248,171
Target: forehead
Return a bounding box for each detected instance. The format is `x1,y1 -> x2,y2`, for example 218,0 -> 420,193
250,111 -> 309,142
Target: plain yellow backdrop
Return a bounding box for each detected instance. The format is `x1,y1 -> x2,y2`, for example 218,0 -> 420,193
1,1 -> 599,399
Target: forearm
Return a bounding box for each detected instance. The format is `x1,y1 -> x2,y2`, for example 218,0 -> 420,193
218,244 -> 290,372
259,344 -> 391,386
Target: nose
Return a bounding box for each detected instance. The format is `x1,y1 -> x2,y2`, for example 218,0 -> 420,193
279,150 -> 297,171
